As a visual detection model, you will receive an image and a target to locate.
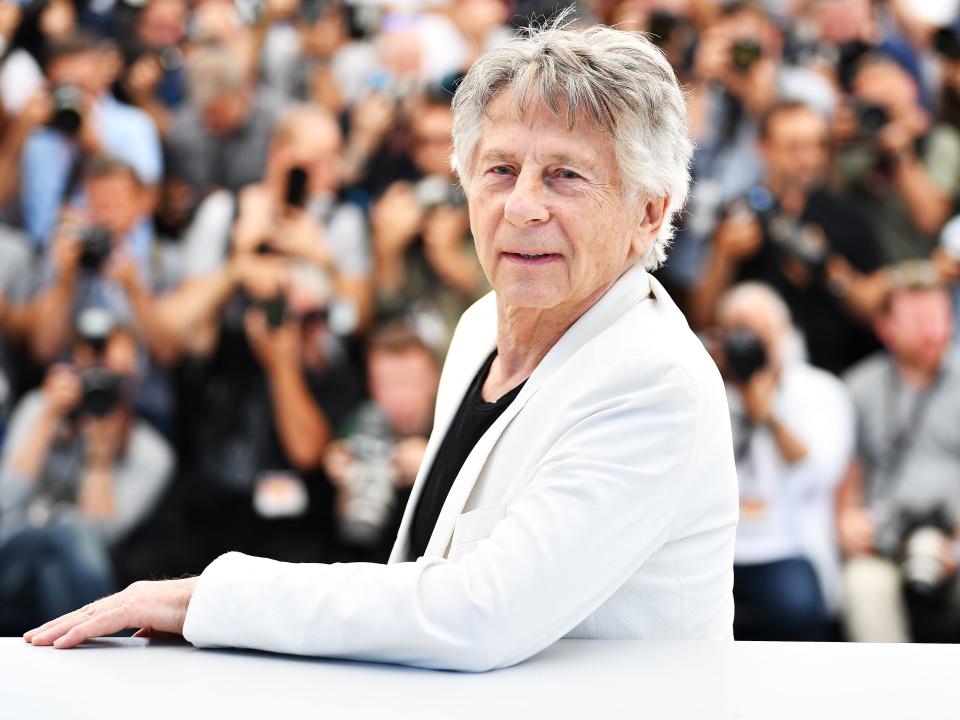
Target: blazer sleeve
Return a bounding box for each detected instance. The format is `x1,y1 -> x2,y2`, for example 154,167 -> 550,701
181,359 -> 703,672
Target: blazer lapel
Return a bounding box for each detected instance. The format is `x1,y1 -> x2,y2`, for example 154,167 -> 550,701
390,264 -> 654,562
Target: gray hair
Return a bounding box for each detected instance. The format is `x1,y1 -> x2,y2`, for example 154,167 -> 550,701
186,44 -> 248,108
450,18 -> 694,270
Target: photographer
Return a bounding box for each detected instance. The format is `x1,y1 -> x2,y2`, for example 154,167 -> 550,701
171,256 -> 364,569
166,42 -> 277,210
369,91 -> 487,349
171,102 -> 372,352
716,283 -> 854,641
28,155 -> 179,363
15,32 -> 162,247
691,100 -> 888,373
679,1 -> 831,292
0,226 -> 32,443
833,54 -> 957,262
0,313 -> 173,634
116,0 -> 189,138
323,324 -> 439,560
840,277 -> 960,642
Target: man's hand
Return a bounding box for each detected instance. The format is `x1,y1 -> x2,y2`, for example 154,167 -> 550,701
41,364 -> 81,418
712,214 -> 762,264
124,54 -> 164,102
393,435 -> 427,488
271,209 -> 334,269
245,307 -> 300,372
371,182 -> 424,256
82,409 -> 127,468
739,366 -> 777,425
24,577 -> 198,649
838,506 -> 877,557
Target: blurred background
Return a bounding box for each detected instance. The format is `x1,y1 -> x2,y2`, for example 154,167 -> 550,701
0,0 -> 958,644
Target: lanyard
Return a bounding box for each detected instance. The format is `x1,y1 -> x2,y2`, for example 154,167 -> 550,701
879,360 -> 942,487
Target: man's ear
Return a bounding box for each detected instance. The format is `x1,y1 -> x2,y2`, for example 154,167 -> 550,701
629,196 -> 670,259
640,196 -> 670,231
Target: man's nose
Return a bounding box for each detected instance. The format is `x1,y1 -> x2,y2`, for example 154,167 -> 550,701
503,166 -> 549,228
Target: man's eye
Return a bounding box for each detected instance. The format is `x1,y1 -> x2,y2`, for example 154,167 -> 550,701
556,169 -> 581,180
491,165 -> 513,175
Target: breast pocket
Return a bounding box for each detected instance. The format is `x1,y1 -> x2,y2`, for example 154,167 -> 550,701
447,502 -> 508,562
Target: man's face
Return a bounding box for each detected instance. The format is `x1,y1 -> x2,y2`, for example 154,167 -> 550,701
86,172 -> 146,238
47,51 -> 105,96
465,93 -> 652,311
137,0 -> 187,50
853,61 -> 918,122
201,92 -> 249,137
368,349 -> 439,437
412,104 -> 454,178
877,290 -> 954,374
761,108 -> 828,192
273,116 -> 342,196
718,299 -> 783,369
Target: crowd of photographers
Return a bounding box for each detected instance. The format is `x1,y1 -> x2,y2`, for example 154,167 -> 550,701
0,0 -> 958,644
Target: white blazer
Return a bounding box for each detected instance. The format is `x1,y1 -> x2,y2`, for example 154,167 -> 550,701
182,263 -> 739,671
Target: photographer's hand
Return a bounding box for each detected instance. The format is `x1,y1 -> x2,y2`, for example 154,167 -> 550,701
271,209 -> 335,270
838,506 -> 877,557
244,307 -> 300,373
423,205 -> 481,295
24,577 -> 198,648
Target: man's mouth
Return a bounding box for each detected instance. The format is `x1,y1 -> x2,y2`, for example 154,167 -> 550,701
503,252 -> 561,264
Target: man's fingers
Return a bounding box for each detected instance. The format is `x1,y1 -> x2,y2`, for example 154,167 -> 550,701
25,601 -> 102,643
52,606 -> 132,649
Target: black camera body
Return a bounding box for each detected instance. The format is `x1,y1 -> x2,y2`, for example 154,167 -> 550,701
78,366 -> 125,418
854,100 -> 890,140
78,225 -> 114,273
722,327 -> 768,383
49,84 -> 85,136
731,40 -> 762,73
413,176 -> 467,211
726,186 -> 829,284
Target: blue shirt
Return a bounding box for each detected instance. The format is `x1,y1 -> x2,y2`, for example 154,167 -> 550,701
21,95 -> 163,248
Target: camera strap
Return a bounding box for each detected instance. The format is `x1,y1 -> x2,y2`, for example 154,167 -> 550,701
880,359 -> 943,489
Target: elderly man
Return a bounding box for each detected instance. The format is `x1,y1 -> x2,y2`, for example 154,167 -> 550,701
24,23 -> 738,671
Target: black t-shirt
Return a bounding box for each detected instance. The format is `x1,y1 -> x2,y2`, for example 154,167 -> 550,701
408,349 -> 526,560
736,187 -> 884,374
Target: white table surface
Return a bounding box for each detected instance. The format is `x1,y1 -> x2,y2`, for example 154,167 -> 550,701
2,637 -> 957,719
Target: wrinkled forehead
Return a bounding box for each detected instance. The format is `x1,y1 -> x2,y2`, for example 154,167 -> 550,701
473,89 -> 617,170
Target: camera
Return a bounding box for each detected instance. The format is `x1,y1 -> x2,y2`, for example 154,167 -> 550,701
78,225 -> 114,273
934,26 -> 960,60
78,366 -> 125,418
731,40 -> 762,73
339,404 -> 397,547
649,11 -> 680,46
258,294 -> 289,329
725,187 -> 829,283
49,84 -> 85,136
878,507 -> 957,596
722,327 -> 768,383
413,176 -> 467,211
854,100 -> 890,139
284,166 -> 309,209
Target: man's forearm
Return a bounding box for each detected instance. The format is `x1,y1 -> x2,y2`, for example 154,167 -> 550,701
894,153 -> 951,235
29,281 -> 75,362
689,250 -> 736,329
77,458 -> 116,520
766,414 -> 809,465
127,286 -> 184,366
153,265 -> 237,355
266,361 -> 332,470
9,409 -> 60,482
